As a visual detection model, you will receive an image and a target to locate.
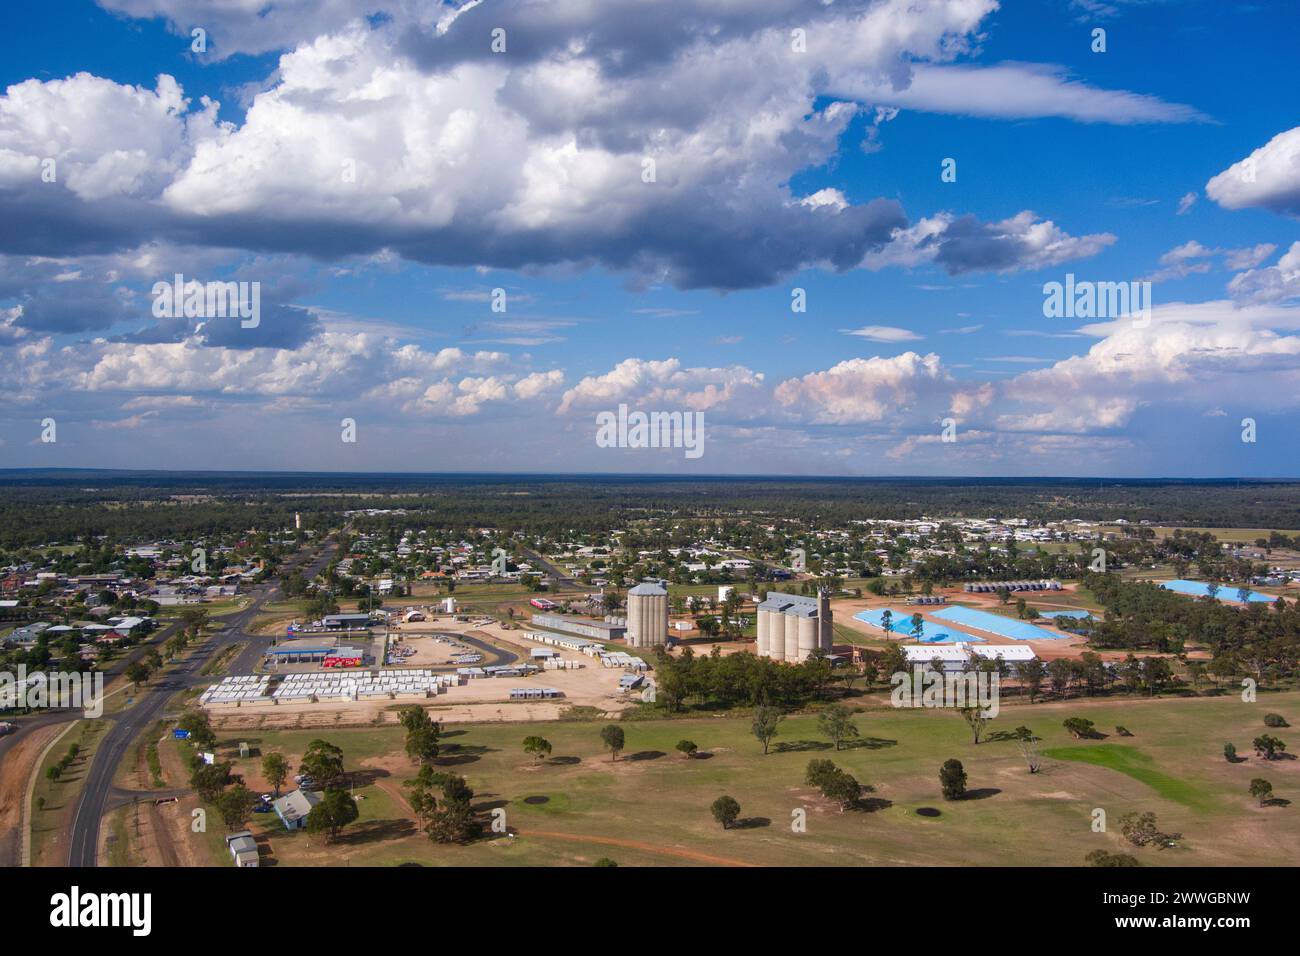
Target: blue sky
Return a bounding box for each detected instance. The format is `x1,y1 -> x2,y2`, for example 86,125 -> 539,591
1,0 -> 1298,476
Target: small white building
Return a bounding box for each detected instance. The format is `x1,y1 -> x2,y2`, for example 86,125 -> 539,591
225,831 -> 260,867
272,789 -> 322,830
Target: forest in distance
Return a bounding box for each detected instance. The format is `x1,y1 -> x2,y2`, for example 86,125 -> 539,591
1,470 -> 1299,546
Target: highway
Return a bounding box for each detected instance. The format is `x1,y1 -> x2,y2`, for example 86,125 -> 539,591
66,540 -> 336,867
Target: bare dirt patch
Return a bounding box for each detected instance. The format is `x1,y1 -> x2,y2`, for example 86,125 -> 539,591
0,724 -> 67,865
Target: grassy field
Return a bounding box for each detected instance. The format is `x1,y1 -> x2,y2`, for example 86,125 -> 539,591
1149,527 -> 1285,543
196,690 -> 1300,867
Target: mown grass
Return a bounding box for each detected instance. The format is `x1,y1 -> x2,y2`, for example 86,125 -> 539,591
197,690 -> 1300,867
1042,744 -> 1213,811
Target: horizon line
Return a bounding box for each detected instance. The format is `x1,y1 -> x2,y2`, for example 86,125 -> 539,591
0,467 -> 1297,483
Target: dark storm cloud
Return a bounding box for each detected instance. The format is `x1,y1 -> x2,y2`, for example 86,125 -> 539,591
198,304 -> 323,350
932,214 -> 1041,274
14,283 -> 137,334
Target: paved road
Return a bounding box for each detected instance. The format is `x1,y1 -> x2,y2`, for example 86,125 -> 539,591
0,608 -> 194,867
66,540 -> 335,867
518,547 -> 582,590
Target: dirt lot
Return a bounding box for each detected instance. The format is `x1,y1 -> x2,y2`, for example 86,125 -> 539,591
0,722 -> 69,865
382,628 -> 471,667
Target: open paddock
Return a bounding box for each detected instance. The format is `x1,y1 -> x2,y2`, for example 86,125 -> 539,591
205,690 -> 1300,867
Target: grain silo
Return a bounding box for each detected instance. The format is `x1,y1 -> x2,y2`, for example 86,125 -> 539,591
755,590 -> 834,663
627,580 -> 668,648
797,609 -> 818,662
783,611 -> 800,661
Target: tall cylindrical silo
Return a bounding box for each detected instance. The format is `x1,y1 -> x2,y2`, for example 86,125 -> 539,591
797,614 -> 817,662
768,609 -> 785,661
783,613 -> 799,662
756,607 -> 770,657
647,590 -> 667,647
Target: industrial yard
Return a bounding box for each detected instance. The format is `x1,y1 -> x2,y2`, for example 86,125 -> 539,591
200,614 -> 643,730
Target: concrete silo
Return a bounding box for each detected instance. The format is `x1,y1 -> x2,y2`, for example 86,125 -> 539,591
755,591 -> 834,662
627,581 -> 668,648
783,612 -> 800,662
797,610 -> 818,662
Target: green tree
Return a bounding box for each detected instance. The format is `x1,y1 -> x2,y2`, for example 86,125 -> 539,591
215,784 -> 259,829
1118,811 -> 1181,848
398,706 -> 441,764
1085,850 -> 1140,867
299,739 -> 346,788
405,725 -> 441,765
600,724 -> 625,762
1063,717 -> 1097,739
422,773 -> 481,844
177,709 -> 217,751
305,789 -> 359,843
1224,742 -> 1238,763
817,704 -> 860,751
191,761 -> 236,802
523,736 -> 553,763
958,705 -> 992,744
1017,659 -> 1046,702
711,794 -> 741,830
675,739 -> 699,759
804,757 -> 837,787
939,758 -> 966,800
1254,734 -> 1286,760
1249,778 -> 1274,807
262,752 -> 289,796
751,705 -> 783,755
820,768 -> 862,812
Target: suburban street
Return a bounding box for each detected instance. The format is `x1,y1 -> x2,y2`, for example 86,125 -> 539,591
65,540 -> 336,867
